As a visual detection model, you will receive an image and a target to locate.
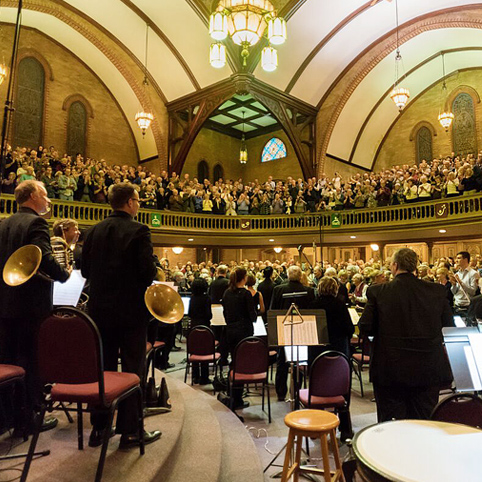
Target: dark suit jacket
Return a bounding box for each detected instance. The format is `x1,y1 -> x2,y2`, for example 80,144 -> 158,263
468,294 -> 482,322
359,273 -> 454,388
209,276 -> 229,304
0,207 -> 69,319
81,210 -> 157,327
270,280 -> 315,310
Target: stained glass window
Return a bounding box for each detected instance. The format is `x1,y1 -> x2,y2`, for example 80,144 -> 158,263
261,137 -> 287,162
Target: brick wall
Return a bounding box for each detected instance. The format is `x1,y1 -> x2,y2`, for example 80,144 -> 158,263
0,26 -> 138,166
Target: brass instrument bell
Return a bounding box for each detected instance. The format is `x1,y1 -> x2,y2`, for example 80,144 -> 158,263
3,245 -> 42,287
155,267 -> 166,282
145,283 -> 184,324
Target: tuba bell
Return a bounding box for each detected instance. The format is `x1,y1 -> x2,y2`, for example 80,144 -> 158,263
3,245 -> 43,287
145,283 -> 184,324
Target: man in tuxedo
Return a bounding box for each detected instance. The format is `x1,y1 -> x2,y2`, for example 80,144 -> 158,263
0,180 -> 70,434
359,248 -> 454,422
82,183 -> 160,449
270,266 -> 315,401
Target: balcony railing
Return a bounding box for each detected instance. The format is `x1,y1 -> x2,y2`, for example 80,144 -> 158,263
1,193 -> 481,235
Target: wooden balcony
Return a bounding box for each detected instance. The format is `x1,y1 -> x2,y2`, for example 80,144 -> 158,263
1,194 -> 481,247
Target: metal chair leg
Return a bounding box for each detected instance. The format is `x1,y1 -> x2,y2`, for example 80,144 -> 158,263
77,403 -> 83,450
137,387 -> 145,455
267,382 -> 271,423
95,406 -> 116,482
20,405 -> 47,482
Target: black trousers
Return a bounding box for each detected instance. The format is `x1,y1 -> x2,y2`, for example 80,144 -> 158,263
156,323 -> 176,369
0,316 -> 42,431
373,384 -> 440,423
90,318 -> 147,435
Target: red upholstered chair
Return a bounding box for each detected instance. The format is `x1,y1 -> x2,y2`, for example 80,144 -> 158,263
430,393 -> 482,429
184,326 -> 220,391
351,335 -> 372,397
22,307 -> 144,482
299,351 -> 353,440
229,337 -> 271,423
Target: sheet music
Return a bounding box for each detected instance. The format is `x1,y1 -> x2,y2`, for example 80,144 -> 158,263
53,270 -> 86,306
277,315 -> 318,346
348,308 -> 360,325
211,304 -> 226,326
253,316 -> 267,336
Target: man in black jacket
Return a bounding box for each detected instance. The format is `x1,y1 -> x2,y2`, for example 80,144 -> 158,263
209,265 -> 229,303
82,183 -> 160,449
0,180 -> 70,433
270,266 -> 315,401
359,248 -> 454,422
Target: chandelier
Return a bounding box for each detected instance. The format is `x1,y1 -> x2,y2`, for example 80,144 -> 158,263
209,0 -> 286,71
437,53 -> 454,132
0,63 -> 6,86
135,24 -> 154,137
239,110 -> 248,164
389,0 -> 409,111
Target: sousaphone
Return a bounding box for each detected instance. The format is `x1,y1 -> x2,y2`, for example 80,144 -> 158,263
3,245 -> 42,287
145,283 -> 184,324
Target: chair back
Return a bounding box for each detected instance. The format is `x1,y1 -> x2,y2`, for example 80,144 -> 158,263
187,325 -> 216,356
233,337 -> 268,375
309,350 -> 351,399
37,308 -> 104,389
431,393 -> 482,429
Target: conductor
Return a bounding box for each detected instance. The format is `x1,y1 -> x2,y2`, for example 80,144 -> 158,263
82,183 -> 160,449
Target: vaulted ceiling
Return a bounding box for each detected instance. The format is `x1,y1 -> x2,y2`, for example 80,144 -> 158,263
0,0 -> 479,170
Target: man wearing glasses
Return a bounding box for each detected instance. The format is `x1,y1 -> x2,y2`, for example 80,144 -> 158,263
82,183 -> 161,449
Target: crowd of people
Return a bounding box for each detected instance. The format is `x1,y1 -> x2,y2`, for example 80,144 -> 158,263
2,144 -> 482,215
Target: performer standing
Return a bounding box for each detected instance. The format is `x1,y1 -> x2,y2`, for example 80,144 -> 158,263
359,248 -> 454,422
0,180 -> 70,434
81,183 -> 161,449
50,218 -> 80,269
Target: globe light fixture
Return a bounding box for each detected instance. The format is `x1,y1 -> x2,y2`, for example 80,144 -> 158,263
390,0 -> 409,112
210,42 -> 227,68
172,247 -> 184,255
390,87 -> 410,111
437,53 -> 454,132
370,244 -> 380,251
438,111 -> 454,132
261,46 -> 278,72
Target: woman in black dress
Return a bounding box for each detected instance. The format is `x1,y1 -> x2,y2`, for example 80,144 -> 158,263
222,267 -> 257,408
309,276 -> 354,358
188,278 -> 213,384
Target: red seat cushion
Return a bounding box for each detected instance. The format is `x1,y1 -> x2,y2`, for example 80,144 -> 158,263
229,370 -> 267,383
0,364 -> 25,384
352,353 -> 370,364
51,371 -> 140,405
153,341 -> 166,349
188,353 -> 221,362
299,388 -> 346,408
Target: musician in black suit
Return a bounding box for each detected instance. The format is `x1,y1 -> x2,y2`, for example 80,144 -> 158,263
209,265 -> 229,303
81,183 -> 160,449
270,266 -> 315,401
359,248 -> 454,422
0,180 -> 70,433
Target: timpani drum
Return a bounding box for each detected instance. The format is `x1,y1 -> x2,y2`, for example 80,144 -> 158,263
353,419 -> 482,482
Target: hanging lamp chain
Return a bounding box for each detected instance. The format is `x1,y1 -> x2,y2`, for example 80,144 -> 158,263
143,24 -> 149,86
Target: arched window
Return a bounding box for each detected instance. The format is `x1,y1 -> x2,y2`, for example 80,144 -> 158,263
67,101 -> 87,158
197,160 -> 209,182
213,163 -> 224,182
261,137 -> 287,162
14,57 -> 45,148
452,93 -> 477,156
416,126 -> 432,164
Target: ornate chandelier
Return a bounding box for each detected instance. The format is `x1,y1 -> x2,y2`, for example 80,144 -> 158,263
135,25 -> 154,137
390,0 -> 409,112
438,53 -> 454,132
209,0 -> 286,71
239,111 -> 248,164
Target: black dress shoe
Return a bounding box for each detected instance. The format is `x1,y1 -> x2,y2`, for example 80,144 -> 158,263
192,377 -> 200,385
233,400 -> 250,410
40,417 -> 58,433
171,346 -> 182,352
119,430 -> 161,449
88,427 -> 116,448
199,378 -> 213,386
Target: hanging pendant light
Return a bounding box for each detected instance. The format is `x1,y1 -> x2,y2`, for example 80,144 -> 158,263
261,46 -> 278,72
209,11 -> 228,41
210,42 -> 226,68
438,53 -> 454,132
390,0 -> 409,112
135,24 -> 154,137
267,16 -> 286,45
239,110 -> 248,164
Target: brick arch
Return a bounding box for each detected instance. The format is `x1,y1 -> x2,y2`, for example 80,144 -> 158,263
317,5 -> 482,174
445,84 -> 481,111
62,94 -> 95,119
4,0 -> 167,167
409,121 -> 437,142
17,48 -> 54,81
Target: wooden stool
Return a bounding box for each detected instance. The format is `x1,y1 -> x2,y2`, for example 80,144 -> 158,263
281,409 -> 345,482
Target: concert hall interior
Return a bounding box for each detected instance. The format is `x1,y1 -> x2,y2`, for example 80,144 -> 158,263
1,1 -> 482,481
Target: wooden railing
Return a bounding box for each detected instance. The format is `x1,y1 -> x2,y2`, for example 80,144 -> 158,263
1,193 -> 481,235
